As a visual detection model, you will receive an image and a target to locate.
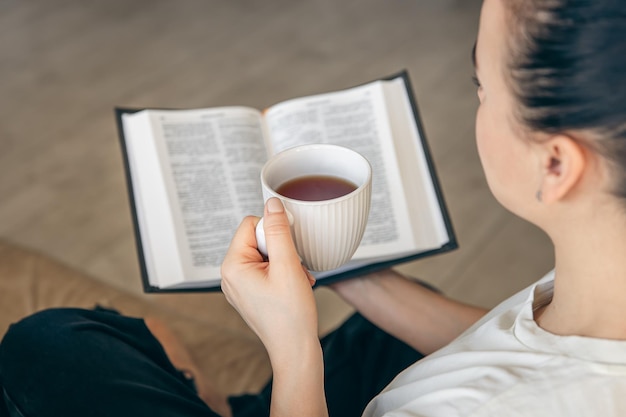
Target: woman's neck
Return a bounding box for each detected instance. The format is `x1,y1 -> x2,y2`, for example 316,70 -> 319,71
536,204 -> 626,339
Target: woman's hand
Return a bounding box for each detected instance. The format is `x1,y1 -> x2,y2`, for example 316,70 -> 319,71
221,197 -> 319,360
221,198 -> 328,417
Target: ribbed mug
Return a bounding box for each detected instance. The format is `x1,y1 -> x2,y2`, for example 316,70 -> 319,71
256,144 -> 372,271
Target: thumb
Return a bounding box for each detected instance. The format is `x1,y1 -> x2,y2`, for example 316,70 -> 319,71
263,198 -> 300,266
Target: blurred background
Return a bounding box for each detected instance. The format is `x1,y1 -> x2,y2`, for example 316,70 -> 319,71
0,0 -> 553,328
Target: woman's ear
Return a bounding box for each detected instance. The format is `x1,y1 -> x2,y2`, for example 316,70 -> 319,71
537,135 -> 586,204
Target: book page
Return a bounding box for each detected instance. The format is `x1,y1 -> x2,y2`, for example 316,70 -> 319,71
382,78 -> 450,249
263,82 -> 417,259
123,111 -> 184,288
125,107 -> 266,287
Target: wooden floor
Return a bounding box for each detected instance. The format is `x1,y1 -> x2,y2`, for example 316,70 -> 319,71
0,0 -> 553,324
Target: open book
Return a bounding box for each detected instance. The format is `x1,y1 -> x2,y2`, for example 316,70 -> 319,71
115,71 -> 457,292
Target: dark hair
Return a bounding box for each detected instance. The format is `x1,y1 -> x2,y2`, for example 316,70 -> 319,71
504,0 -> 626,198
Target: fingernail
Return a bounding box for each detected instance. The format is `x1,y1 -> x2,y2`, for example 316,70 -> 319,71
267,198 -> 284,213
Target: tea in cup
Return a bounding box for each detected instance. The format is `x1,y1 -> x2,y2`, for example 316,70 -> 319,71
256,144 -> 372,271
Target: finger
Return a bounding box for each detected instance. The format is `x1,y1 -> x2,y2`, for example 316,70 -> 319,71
304,269 -> 316,287
263,198 -> 301,267
222,216 -> 263,269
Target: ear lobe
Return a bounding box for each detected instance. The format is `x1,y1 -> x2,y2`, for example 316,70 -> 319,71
539,136 -> 586,204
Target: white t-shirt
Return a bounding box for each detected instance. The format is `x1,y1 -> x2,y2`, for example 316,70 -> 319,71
363,271 -> 626,416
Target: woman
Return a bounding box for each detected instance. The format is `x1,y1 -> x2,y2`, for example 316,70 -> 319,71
221,0 -> 626,415
1,0 -> 625,416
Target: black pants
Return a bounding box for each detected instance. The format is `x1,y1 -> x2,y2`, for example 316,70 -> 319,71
0,308 -> 423,417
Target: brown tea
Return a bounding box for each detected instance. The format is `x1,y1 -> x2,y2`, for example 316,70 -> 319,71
276,175 -> 357,201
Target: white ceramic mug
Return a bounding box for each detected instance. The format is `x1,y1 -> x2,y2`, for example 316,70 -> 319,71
256,144 -> 372,271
